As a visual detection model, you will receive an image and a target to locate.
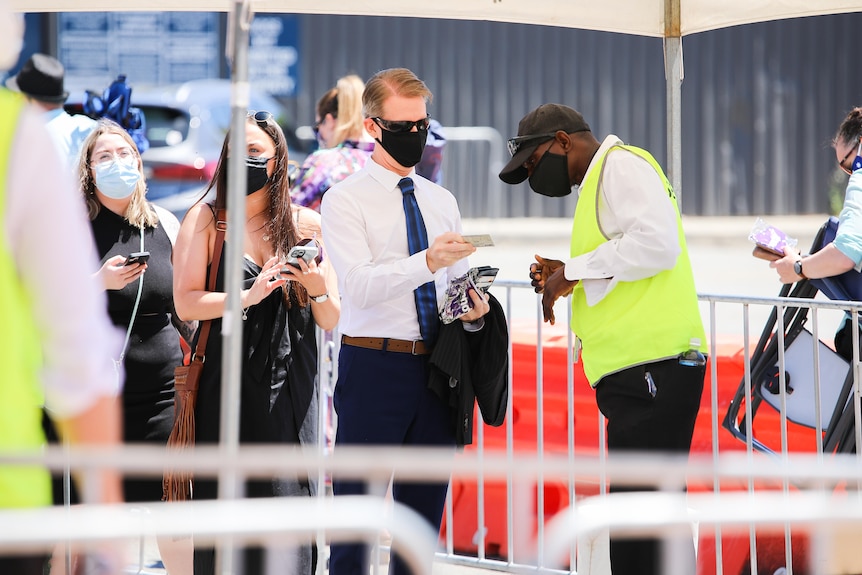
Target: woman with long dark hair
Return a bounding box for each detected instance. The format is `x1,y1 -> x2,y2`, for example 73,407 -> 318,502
173,110 -> 339,574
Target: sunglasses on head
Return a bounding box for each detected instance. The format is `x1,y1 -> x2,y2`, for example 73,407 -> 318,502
507,133 -> 558,157
248,110 -> 273,129
371,117 -> 431,133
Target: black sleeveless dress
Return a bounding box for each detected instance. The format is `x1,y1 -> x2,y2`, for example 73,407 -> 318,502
90,207 -> 182,503
192,253 -> 320,575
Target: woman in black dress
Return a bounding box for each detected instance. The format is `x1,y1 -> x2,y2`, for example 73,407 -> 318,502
78,119 -> 192,574
173,111 -> 340,574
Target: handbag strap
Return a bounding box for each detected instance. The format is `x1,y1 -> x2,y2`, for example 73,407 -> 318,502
118,232 -> 145,363
190,208 -> 227,363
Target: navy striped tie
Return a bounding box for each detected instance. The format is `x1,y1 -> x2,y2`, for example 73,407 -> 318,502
399,177 -> 439,347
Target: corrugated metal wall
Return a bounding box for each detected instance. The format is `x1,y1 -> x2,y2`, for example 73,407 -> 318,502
279,13 -> 861,217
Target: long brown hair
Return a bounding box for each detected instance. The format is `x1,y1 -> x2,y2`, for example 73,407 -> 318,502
203,113 -> 308,306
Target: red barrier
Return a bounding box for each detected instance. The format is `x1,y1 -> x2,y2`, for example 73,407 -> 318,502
441,320 -> 827,572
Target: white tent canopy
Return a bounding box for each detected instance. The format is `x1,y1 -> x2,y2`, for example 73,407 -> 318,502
11,0 -> 862,37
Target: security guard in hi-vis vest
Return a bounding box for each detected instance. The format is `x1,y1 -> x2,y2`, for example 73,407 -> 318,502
500,103 -> 706,575
0,2 -> 124,572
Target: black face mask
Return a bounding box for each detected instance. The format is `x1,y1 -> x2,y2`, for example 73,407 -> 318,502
528,150 -> 572,197
245,156 -> 270,195
376,129 -> 428,168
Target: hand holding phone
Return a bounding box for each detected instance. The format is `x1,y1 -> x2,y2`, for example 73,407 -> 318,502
471,266 -> 499,293
123,251 -> 150,266
281,239 -> 321,272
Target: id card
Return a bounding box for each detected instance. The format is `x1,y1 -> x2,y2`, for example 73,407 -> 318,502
462,234 -> 495,247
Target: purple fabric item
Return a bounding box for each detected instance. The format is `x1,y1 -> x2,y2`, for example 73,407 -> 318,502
290,140 -> 374,212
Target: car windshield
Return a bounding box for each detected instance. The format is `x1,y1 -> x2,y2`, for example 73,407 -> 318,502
141,106 -> 190,148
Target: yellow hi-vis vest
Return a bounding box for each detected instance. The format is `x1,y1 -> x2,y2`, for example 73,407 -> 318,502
0,89 -> 51,508
570,144 -> 706,386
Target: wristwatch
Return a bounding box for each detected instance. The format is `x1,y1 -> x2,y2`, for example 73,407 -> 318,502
793,260 -> 807,279
309,292 -> 329,303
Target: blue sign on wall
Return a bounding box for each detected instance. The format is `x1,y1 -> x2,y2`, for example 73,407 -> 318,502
58,12 -> 220,92
248,15 -> 300,97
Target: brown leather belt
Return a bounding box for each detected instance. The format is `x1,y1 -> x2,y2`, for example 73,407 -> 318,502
341,335 -> 432,355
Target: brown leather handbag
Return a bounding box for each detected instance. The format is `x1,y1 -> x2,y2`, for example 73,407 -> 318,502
162,209 -> 226,502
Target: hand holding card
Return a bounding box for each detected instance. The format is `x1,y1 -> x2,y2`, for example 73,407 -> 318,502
462,234 -> 495,247
749,218 -> 797,259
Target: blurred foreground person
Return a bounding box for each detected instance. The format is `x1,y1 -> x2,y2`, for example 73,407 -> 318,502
0,4 -> 124,573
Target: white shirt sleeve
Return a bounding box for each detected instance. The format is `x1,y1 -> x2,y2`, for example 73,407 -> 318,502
4,105 -> 122,417
322,180 -> 436,310
564,144 -> 681,306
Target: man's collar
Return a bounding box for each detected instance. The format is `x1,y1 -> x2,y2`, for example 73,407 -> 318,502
366,156 -> 417,192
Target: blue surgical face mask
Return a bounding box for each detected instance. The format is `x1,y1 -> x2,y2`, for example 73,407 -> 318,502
94,157 -> 141,199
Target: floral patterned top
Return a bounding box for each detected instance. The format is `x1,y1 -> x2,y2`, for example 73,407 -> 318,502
290,140 -> 375,212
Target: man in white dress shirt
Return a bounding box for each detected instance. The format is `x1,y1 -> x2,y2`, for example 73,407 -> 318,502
499,103 -> 706,575
321,67 -> 489,575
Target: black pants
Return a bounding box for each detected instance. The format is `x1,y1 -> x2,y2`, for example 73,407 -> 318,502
0,554 -> 48,575
594,357 -> 706,575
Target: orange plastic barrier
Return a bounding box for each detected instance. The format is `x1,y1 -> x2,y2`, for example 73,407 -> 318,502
441,320 -> 828,572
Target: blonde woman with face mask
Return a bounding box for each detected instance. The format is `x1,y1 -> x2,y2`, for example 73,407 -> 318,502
77,118 -> 192,574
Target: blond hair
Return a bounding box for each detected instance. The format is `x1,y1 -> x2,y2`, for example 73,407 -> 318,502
362,68 -> 432,119
79,119 -> 157,229
332,74 -> 366,145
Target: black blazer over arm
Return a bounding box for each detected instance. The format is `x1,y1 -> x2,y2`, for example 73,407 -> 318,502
428,293 -> 509,446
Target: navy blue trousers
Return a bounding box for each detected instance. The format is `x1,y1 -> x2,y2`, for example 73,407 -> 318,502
329,344 -> 455,575
594,357 -> 705,575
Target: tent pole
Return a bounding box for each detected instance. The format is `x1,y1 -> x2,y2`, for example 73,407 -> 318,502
664,0 -> 683,209
216,1 -> 251,573
664,36 -> 683,208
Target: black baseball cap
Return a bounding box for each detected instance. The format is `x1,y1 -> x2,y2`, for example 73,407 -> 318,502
499,104 -> 590,185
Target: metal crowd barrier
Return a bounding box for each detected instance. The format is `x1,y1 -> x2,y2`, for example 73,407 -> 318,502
3,282 -> 862,575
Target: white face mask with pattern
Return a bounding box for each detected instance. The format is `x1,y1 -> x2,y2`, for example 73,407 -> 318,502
94,157 -> 141,200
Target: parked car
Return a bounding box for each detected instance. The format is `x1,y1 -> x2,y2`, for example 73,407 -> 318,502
67,78 -> 314,221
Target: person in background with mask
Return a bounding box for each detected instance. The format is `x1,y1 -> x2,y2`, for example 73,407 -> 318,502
770,106 -> 862,361
0,2 -> 123,572
5,52 -> 96,172
321,67 -> 489,575
291,73 -> 374,212
172,110 -> 339,574
498,103 -> 706,575
78,118 -> 191,574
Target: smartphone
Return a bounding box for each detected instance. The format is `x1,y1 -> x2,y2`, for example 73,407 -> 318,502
472,266 -> 499,293
123,251 -> 150,266
282,241 -> 320,271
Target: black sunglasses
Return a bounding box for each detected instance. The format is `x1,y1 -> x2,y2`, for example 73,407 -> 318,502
372,116 -> 431,133
839,137 -> 861,176
248,110 -> 273,129
507,133 -> 558,157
